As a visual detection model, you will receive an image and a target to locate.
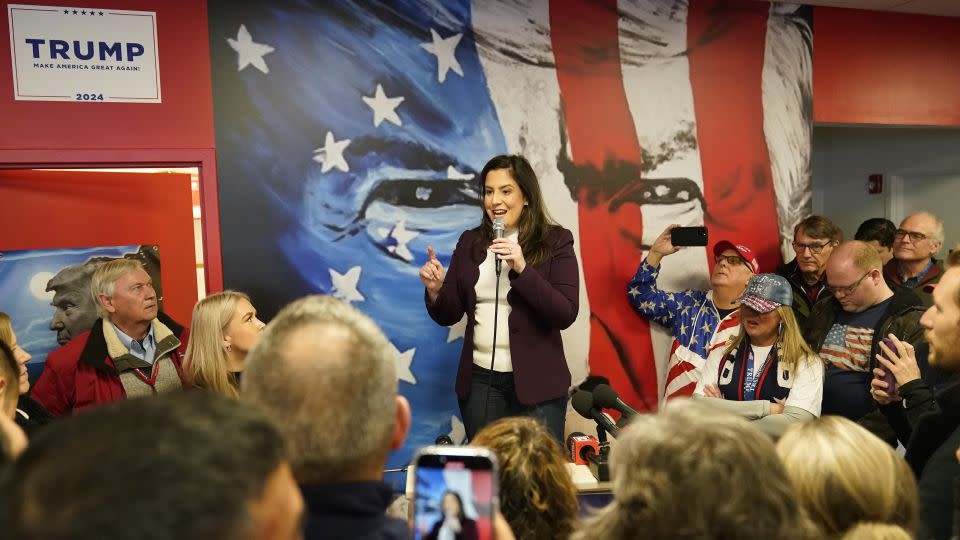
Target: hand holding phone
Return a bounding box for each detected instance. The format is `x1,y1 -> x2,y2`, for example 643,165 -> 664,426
412,446 -> 499,540
878,337 -> 899,395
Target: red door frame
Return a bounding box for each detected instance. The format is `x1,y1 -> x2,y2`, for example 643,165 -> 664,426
0,148 -> 223,294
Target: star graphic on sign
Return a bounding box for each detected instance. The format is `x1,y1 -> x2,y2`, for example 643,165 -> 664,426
385,220 -> 418,262
447,315 -> 467,343
227,24 -> 275,74
329,266 -> 364,304
391,342 -> 417,385
420,28 -> 463,83
312,132 -> 351,173
362,84 -> 404,127
628,286 -> 640,299
448,415 -> 466,444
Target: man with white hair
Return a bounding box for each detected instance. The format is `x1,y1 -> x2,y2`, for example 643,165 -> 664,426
884,211 -> 945,307
31,259 -> 188,415
242,295 -> 411,540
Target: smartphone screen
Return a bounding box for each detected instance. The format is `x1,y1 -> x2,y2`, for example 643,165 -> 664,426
412,446 -> 497,540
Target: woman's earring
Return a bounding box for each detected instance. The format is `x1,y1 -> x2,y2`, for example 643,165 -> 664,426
225,344 -> 232,353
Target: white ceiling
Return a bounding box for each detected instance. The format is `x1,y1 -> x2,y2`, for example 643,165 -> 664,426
759,0 -> 960,17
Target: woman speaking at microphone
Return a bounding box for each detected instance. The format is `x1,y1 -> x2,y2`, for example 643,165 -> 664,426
419,154 -> 580,442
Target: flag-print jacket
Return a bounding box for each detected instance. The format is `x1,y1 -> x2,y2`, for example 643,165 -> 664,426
627,259 -> 740,397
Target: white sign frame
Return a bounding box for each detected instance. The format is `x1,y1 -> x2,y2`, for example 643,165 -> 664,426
8,4 -> 161,103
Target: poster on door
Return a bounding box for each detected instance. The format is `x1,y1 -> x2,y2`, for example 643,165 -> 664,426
7,4 -> 161,103
0,244 -> 162,381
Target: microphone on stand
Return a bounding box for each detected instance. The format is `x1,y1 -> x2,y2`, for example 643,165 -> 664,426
493,218 -> 505,276
593,384 -> 641,425
572,389 -> 621,439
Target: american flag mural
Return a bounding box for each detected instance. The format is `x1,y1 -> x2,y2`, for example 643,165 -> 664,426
209,0 -> 812,470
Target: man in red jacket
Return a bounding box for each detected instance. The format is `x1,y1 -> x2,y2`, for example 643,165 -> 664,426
32,259 -> 189,415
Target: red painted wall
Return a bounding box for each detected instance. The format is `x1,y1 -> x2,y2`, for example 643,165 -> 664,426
814,7 -> 960,126
0,0 -> 222,319
0,169 -> 197,323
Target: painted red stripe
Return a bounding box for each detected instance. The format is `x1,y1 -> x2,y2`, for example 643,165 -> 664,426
687,0 -> 782,273
550,0 -> 658,411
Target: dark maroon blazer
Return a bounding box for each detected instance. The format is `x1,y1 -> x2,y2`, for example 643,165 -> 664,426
425,225 -> 579,405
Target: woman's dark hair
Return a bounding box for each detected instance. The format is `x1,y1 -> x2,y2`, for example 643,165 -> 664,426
442,490 -> 467,522
475,155 -> 555,266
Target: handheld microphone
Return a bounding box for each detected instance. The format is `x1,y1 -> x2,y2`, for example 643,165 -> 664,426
565,431 -> 599,465
593,383 -> 641,423
493,218 -> 505,276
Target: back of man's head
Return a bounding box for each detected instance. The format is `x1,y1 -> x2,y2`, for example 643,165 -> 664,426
854,218 -> 896,248
0,392 -> 294,540
242,295 -> 403,485
572,400 -> 818,540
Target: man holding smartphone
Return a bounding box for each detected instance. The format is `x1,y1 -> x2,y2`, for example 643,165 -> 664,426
869,247 -> 960,540
628,224 -> 758,400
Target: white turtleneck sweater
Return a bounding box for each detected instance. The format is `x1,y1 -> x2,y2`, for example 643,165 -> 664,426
472,230 -> 517,372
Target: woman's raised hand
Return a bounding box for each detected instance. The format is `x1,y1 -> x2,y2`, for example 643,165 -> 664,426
419,246 -> 446,302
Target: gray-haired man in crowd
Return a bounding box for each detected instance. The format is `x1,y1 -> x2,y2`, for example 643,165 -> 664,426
242,295 -> 411,540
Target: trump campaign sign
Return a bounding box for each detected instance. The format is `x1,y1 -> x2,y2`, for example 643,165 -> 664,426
8,4 -> 161,103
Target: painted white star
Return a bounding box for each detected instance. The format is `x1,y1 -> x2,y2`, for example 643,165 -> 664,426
391,342 -> 417,385
446,165 -> 474,180
385,220 -> 419,262
226,24 -> 275,74
312,132 -> 351,173
446,315 -> 467,343
362,84 -> 404,127
420,28 -> 463,83
329,266 -> 364,303
448,415 -> 466,444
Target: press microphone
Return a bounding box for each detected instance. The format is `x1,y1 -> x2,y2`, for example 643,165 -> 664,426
572,389 -> 621,439
593,383 -> 641,423
493,218 -> 505,276
565,431 -> 599,465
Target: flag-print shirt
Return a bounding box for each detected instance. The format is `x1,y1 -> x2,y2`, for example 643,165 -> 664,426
819,297 -> 893,420
628,259 -> 741,399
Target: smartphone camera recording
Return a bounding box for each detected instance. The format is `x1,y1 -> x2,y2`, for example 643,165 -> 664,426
671,226 -> 708,247
412,446 -> 498,540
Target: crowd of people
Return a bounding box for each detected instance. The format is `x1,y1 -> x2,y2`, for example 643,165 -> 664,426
0,154 -> 958,539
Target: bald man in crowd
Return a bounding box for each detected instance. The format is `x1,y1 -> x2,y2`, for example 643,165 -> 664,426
884,211 -> 945,307
804,241 -> 925,423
